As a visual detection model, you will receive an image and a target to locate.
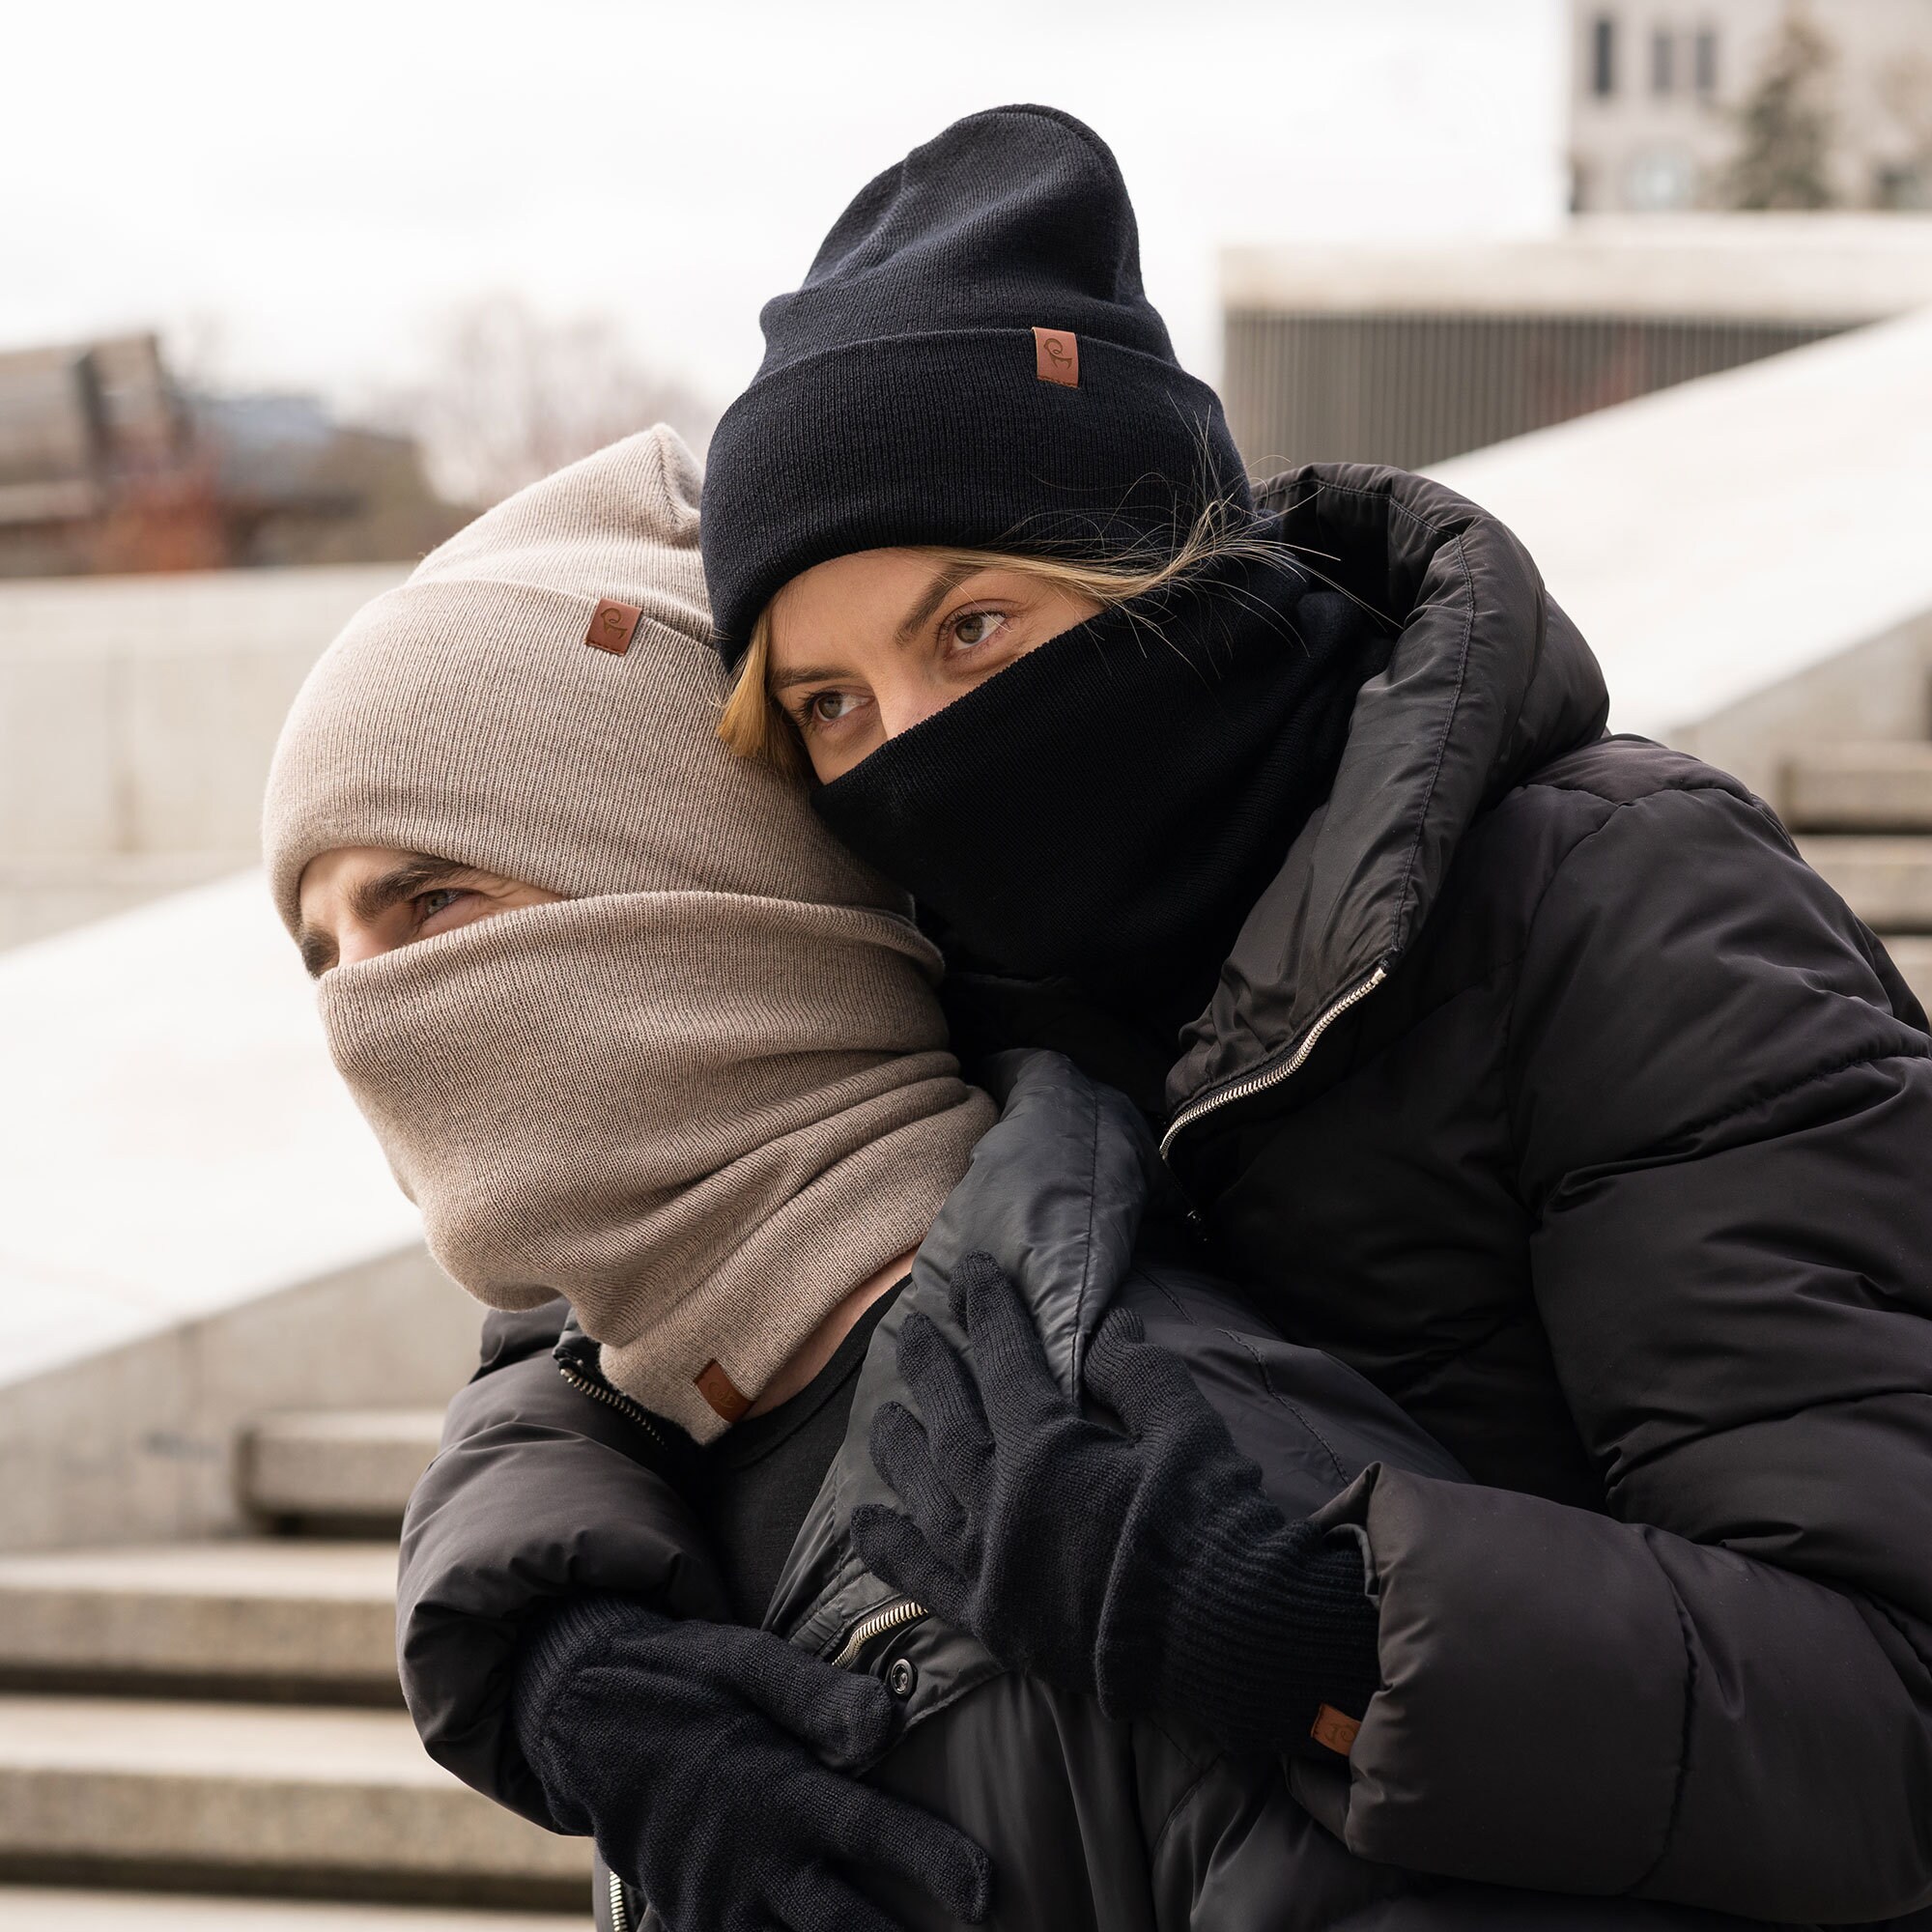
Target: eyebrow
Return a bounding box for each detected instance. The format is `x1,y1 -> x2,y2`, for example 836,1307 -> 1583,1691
895,560 -> 981,643
770,563 -> 992,697
296,852 -> 469,979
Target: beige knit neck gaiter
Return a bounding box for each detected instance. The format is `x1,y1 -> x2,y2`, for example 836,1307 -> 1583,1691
263,428 -> 993,1443
321,894 -> 985,1444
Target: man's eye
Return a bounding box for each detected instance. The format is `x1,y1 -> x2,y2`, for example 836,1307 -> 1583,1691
413,888 -> 464,921
950,609 -> 1009,650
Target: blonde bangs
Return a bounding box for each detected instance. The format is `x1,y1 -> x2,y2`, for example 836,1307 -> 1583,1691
719,496 -> 1278,775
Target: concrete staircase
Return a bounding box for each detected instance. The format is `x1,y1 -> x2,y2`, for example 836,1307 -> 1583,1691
0,1409 -> 589,1928
1786,743 -> 1932,1014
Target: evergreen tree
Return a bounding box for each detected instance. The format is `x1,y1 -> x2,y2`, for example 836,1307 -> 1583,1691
1720,7 -> 1839,210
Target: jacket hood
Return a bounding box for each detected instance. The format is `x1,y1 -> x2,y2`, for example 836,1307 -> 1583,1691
764,1048 -> 1156,1673
1163,465 -> 1609,1145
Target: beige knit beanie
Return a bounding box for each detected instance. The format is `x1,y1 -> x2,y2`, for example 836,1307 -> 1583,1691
263,427 -> 993,1443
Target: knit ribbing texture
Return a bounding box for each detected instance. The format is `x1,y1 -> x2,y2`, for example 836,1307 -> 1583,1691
264,428 -> 993,1442
700,105 -> 1252,661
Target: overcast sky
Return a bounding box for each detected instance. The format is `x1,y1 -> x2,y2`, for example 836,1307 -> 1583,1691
4,0 -> 1568,412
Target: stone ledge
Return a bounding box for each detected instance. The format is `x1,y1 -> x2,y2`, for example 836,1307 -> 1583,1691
242,1412 -> 443,1523
0,1542 -> 398,1697
0,1695 -> 589,1905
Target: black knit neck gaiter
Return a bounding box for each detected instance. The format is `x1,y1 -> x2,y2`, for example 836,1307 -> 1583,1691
813,544 -> 1391,1050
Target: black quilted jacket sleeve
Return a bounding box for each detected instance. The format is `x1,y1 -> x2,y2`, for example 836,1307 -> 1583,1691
1318,781 -> 1932,1920
395,1299 -> 729,1829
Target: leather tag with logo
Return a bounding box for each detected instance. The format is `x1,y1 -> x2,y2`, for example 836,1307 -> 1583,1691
1310,1704 -> 1362,1757
696,1358 -> 752,1424
586,598 -> 642,655
1032,327 -> 1079,388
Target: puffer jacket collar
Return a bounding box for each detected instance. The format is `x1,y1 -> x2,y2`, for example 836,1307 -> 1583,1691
763,1049 -> 1152,1678
1162,465 -> 1609,1153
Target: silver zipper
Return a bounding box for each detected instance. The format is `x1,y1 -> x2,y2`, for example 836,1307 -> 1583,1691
1159,966 -> 1388,1160
833,1596 -> 928,1669
608,1863 -> 632,1932
556,1358 -> 668,1454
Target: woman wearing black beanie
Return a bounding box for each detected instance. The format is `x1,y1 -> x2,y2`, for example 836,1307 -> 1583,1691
702,105 -> 1932,1918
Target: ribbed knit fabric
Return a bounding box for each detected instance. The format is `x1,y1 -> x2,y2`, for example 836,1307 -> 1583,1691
511,1593 -> 992,1927
815,544 -> 1389,1046
263,429 -> 993,1443
853,1253 -> 1381,1758
700,105 -> 1251,661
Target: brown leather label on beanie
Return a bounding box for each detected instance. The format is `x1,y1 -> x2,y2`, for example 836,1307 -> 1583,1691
696,1359 -> 752,1423
1310,1705 -> 1362,1757
586,598 -> 642,655
1033,327 -> 1079,387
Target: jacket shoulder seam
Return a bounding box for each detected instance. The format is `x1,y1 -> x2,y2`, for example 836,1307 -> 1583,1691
1143,1747 -> 1230,1872
1224,1330 -> 1352,1492
1070,1073 -> 1104,1392
1607,1044 -> 1929,1172
1629,1563 -> 1700,1895
1514,765 -> 1754,814
1135,1272 -> 1355,1499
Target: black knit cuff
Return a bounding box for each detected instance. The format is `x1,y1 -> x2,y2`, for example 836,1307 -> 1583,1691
1104,1508 -> 1381,1757
510,1593 -> 669,1829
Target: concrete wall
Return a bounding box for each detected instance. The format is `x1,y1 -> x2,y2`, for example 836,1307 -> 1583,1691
0,874 -> 476,1550
0,563 -> 404,948
0,1247 -> 477,1552
1430,303 -> 1932,806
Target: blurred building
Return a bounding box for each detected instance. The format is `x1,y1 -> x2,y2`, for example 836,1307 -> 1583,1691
1221,213 -> 1932,472
0,332 -> 462,578
1570,0 -> 1932,213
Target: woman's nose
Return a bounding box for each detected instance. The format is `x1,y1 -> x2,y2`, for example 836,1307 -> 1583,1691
874,675 -> 957,744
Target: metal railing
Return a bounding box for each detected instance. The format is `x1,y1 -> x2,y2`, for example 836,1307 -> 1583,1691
1223,309 -> 1848,472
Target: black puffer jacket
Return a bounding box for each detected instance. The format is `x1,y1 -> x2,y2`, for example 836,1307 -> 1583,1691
1118,467 -> 1932,1920
398,463 -> 1932,1923
400,1052 -> 1746,1931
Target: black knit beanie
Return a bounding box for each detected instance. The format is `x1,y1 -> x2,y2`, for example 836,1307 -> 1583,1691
700,104 -> 1253,663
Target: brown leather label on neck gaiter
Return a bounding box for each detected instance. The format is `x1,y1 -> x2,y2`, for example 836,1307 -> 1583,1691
1032,327 -> 1079,387
586,598 -> 642,655
696,1358 -> 752,1423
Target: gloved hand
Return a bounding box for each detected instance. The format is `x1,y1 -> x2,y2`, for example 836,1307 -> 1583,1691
851,1251 -> 1380,1759
511,1593 -> 991,1932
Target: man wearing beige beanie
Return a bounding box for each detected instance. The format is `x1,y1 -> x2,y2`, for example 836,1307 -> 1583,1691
264,426 -> 997,1930
265,427 -> 1732,1932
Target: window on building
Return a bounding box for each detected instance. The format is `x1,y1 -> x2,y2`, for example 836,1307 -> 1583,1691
1652,27 -> 1676,95
1877,163 -> 1929,211
1626,148 -> 1696,209
1592,14 -> 1617,98
1693,26 -> 1719,96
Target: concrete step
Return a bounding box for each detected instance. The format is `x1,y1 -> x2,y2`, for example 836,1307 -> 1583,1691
1786,744 -> 1932,832
1797,836 -> 1932,931
0,1542 -> 397,1701
0,1694 -> 590,1909
0,1888 -> 583,1929
242,1410 -> 443,1527
1889,935 -> 1932,1013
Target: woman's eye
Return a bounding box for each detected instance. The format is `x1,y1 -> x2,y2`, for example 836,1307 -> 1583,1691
807,690 -> 864,726
949,609 -> 1009,650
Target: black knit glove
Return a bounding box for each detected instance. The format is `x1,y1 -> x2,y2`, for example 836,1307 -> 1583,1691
512,1594 -> 991,1932
851,1251 -> 1380,1759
